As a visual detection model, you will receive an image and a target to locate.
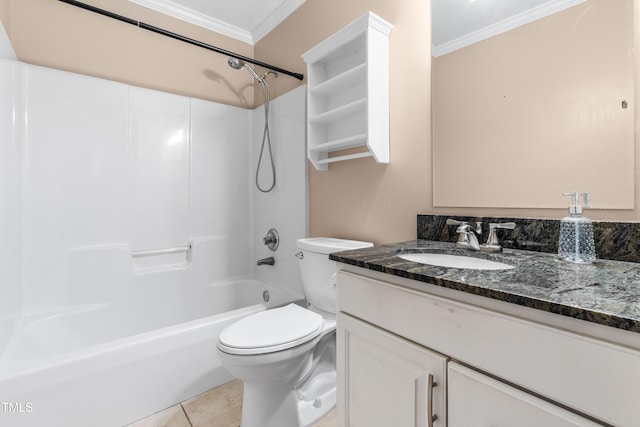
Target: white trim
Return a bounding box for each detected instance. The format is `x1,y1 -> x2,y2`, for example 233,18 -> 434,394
127,0 -> 254,44
251,0 -> 307,42
432,0 -> 586,57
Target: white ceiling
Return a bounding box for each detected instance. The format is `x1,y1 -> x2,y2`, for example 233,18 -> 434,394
127,0 -> 306,44
431,0 -> 586,56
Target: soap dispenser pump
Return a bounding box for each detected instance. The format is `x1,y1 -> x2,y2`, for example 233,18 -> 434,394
558,192 -> 595,264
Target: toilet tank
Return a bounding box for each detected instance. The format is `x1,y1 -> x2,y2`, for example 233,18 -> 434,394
296,237 -> 373,314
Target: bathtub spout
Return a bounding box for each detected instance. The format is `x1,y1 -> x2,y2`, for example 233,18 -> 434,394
257,256 -> 275,266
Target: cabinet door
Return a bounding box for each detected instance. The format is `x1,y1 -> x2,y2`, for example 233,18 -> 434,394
337,312 -> 447,427
448,362 -> 602,427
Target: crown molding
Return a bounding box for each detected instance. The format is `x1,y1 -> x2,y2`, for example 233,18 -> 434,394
252,0 -> 307,42
302,11 -> 393,63
128,0 -> 307,45
127,0 -> 254,44
432,0 -> 586,57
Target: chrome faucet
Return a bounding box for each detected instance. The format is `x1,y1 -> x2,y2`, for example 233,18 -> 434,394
257,256 -> 275,266
446,219 -> 482,251
447,218 -> 517,253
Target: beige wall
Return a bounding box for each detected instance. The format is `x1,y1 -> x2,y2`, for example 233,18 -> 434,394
257,0 -> 432,244
2,0 -> 640,246
0,0 -> 256,107
258,0 -> 640,245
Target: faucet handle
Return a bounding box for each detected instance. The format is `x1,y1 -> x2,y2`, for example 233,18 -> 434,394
263,228 -> 279,251
482,222 -> 516,252
489,222 -> 516,231
446,219 -> 482,234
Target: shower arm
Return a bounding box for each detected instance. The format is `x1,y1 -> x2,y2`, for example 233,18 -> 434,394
57,0 -> 305,81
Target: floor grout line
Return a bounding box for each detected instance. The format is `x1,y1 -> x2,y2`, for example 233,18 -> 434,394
179,403 -> 193,427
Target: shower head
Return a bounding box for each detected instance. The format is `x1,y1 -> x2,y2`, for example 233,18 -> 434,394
228,57 -> 263,82
227,57 -> 244,70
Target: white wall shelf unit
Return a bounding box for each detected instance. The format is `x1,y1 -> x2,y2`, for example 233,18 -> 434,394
302,12 -> 393,171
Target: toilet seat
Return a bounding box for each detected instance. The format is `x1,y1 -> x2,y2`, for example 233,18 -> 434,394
218,303 -> 324,355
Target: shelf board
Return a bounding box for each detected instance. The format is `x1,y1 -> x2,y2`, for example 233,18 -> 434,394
309,98 -> 366,124
308,133 -> 367,153
310,63 -> 367,97
316,151 -> 373,165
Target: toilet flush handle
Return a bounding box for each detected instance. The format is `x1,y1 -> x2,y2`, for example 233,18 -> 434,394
295,251 -> 303,259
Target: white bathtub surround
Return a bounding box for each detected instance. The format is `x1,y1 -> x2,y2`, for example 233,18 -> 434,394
251,84 -> 308,297
0,21 -> 20,349
0,21 -> 15,60
0,62 -> 21,357
0,55 -> 307,426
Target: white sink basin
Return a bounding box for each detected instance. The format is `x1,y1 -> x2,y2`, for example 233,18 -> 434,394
398,253 -> 515,270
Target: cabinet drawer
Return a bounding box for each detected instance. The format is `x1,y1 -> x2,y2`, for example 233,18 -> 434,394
448,362 -> 600,427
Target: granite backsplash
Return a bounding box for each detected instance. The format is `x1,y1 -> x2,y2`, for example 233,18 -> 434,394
417,214 -> 640,263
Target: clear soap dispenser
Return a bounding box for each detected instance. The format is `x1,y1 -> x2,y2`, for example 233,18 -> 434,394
558,192 -> 595,264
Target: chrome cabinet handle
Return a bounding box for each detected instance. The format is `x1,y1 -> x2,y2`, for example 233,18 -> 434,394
428,373 -> 437,427
417,373 -> 438,427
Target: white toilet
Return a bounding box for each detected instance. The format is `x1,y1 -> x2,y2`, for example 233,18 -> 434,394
217,237 -> 373,427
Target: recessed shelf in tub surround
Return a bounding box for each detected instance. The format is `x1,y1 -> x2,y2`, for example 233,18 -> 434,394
130,243 -> 193,273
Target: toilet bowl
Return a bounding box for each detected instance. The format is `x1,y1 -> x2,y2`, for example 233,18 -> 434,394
216,237 -> 373,427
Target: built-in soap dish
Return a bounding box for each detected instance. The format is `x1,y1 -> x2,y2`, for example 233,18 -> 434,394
130,244 -> 192,273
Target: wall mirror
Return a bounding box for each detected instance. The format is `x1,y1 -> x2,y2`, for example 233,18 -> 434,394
431,0 -> 634,209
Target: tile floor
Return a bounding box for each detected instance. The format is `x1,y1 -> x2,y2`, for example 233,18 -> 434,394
126,380 -> 336,427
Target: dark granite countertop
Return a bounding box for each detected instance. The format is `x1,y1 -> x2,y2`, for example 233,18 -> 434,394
329,240 -> 640,334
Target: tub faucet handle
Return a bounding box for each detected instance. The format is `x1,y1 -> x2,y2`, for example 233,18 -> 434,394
263,228 -> 279,251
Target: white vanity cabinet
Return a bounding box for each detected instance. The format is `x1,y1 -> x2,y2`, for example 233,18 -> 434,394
336,267 -> 640,427
337,312 -> 447,427
448,362 -> 601,427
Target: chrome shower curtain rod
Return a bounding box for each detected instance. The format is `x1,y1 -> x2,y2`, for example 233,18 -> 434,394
57,0 -> 305,81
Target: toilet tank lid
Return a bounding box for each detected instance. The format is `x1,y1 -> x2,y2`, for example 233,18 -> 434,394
296,237 -> 373,254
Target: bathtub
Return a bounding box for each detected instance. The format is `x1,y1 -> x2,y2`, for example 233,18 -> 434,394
0,277 -> 301,427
